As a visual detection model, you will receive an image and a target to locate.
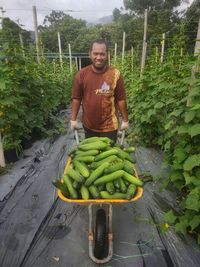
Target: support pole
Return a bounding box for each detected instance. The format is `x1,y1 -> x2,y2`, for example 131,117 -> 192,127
57,32 -> 63,69
32,6 -> 40,64
160,33 -> 165,63
19,33 -> 25,58
114,43 -> 117,64
68,43 -> 72,73
122,32 -> 126,64
140,9 -> 148,75
0,133 -> 5,167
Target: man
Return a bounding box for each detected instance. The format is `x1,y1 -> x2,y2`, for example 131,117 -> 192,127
70,39 -> 128,142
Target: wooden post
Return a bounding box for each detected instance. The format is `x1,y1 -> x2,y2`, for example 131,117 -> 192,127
180,48 -> 183,57
187,17 -> 200,107
57,32 -> 63,69
0,132 -> 5,167
160,33 -> 165,63
155,46 -> 158,63
19,33 -> 25,58
75,57 -> 78,71
194,17 -> 200,56
131,46 -> 134,72
68,43 -> 72,73
79,57 -> 82,70
108,51 -> 111,66
140,9 -> 148,75
32,6 -> 40,64
122,32 -> 126,64
114,43 -> 117,64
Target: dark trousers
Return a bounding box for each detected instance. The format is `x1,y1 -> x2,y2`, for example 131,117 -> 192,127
83,126 -> 118,143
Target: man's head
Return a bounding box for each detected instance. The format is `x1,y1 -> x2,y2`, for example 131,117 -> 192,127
89,39 -> 108,71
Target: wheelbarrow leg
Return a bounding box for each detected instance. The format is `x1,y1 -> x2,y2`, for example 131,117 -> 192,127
88,203 -> 113,264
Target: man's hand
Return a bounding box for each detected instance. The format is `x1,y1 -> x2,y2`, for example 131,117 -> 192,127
120,121 -> 129,130
70,120 -> 78,130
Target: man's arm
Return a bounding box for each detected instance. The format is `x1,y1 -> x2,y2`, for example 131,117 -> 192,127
117,100 -> 128,122
71,98 -> 81,121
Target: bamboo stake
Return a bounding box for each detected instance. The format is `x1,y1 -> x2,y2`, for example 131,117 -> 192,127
68,43 -> 72,73
53,59 -> 56,74
131,46 -> 134,72
108,51 -> 111,66
187,17 -> 200,107
19,34 -> 25,58
0,132 -> 5,167
122,32 -> 126,64
75,57 -> 78,71
140,9 -> 148,75
57,32 -> 63,69
32,6 -> 40,64
155,46 -> 158,63
79,57 -> 82,70
180,48 -> 183,57
114,43 -> 117,64
160,33 -> 165,63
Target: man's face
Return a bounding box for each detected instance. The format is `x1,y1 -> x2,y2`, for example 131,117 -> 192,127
89,43 -> 108,70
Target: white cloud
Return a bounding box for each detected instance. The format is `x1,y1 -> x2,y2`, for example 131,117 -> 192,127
0,0 -> 124,30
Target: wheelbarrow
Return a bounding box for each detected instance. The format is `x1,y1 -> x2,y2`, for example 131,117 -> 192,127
57,129 -> 143,264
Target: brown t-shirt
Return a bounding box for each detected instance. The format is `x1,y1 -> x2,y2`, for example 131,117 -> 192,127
72,65 -> 126,132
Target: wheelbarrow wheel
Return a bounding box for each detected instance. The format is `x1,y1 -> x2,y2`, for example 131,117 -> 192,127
94,208 -> 107,259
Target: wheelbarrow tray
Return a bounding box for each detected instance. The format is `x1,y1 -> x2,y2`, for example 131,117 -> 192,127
58,157 -> 143,204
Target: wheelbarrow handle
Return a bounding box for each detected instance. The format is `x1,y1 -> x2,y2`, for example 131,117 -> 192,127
119,130 -> 125,145
74,129 -> 80,145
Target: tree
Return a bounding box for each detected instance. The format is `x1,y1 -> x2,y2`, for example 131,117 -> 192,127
0,18 -> 31,46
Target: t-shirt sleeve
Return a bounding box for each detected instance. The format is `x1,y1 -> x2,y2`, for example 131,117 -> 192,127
72,71 -> 83,99
114,74 -> 126,101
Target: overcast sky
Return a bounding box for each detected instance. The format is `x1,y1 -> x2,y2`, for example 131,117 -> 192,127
0,0 -> 125,30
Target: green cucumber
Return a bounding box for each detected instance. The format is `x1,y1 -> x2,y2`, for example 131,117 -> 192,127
94,170 -> 124,185
85,162 -> 109,187
63,174 -> 78,199
100,191 -> 126,199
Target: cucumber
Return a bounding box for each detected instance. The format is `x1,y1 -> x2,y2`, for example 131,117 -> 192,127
90,155 -> 117,169
126,184 -> 137,200
106,182 -> 115,194
114,179 -> 120,189
74,155 -> 95,163
52,179 -> 69,197
104,159 -> 124,174
78,141 -> 108,151
85,162 -> 109,187
80,185 -> 90,200
63,174 -> 78,199
123,165 -> 133,175
72,180 -> 81,189
123,171 -> 143,186
94,170 -> 124,185
89,185 -> 100,199
119,178 -> 127,193
100,191 -> 126,199
94,148 -> 118,161
80,137 -> 100,144
74,160 -> 90,178
67,167 -> 85,183
75,149 -> 99,157
123,147 -> 135,153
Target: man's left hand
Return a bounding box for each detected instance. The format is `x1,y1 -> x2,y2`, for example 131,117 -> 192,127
121,121 -> 129,130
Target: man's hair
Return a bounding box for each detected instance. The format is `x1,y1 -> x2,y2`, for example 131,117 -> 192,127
89,39 -> 109,52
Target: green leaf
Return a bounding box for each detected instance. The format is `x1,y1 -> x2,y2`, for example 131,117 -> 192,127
185,190 -> 200,212
164,210 -> 177,224
183,172 -> 196,186
189,215 -> 200,230
154,102 -> 164,109
191,104 -> 200,111
0,80 -> 6,90
169,109 -> 183,117
190,124 -> 200,138
184,111 -> 195,123
178,125 -> 190,135
174,148 -> 187,163
170,170 -> 183,182
175,219 -> 188,234
183,154 -> 200,171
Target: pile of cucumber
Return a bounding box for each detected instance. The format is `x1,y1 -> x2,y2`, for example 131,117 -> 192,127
52,136 -> 143,200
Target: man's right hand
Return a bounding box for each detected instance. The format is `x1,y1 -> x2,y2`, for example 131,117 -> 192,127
70,120 -> 78,130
